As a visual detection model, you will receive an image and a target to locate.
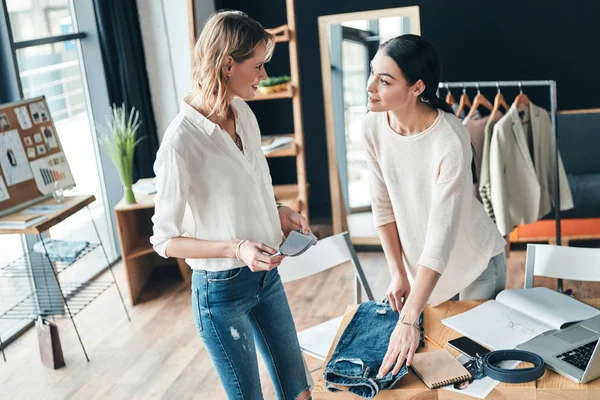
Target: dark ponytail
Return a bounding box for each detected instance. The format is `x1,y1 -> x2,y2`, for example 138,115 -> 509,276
380,34 -> 478,184
422,93 -> 453,114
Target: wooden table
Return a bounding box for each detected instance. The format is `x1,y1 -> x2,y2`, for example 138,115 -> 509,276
313,299 -> 600,399
0,195 -> 95,235
0,194 -> 131,361
114,180 -> 190,305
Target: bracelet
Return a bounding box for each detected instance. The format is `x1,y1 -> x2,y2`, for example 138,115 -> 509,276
235,239 -> 247,261
397,314 -> 420,331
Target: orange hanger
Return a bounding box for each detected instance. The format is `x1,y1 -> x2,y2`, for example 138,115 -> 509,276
513,82 -> 530,108
466,84 -> 493,119
455,87 -> 472,117
489,83 -> 510,121
445,85 -> 456,106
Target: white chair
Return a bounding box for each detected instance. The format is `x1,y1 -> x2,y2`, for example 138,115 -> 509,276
524,244 -> 600,288
278,232 -> 374,383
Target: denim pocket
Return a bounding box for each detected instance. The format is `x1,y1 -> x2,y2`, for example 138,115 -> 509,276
206,267 -> 244,283
191,287 -> 203,334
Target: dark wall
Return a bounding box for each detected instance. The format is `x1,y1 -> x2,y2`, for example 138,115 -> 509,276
216,0 -> 600,221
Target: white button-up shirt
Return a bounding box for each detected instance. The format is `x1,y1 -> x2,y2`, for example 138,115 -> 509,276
150,98 -> 282,271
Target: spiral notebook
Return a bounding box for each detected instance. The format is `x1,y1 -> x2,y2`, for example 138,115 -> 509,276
411,349 -> 472,389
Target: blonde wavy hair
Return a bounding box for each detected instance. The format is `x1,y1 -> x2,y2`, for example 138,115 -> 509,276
188,10 -> 275,121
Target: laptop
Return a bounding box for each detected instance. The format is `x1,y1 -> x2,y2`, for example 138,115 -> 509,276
517,315 -> 600,383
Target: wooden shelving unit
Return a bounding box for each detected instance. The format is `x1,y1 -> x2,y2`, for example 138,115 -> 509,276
253,0 -> 309,219
186,0 -> 308,219
268,24 -> 290,43
114,187 -> 190,305
250,85 -> 294,101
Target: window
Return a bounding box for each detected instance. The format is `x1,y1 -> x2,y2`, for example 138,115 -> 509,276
0,0 -> 119,347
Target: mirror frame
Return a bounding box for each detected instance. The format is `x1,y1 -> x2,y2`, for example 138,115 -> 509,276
318,6 -> 421,234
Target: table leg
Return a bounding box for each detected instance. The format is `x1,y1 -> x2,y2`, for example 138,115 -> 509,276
87,206 -> 131,321
38,234 -> 89,362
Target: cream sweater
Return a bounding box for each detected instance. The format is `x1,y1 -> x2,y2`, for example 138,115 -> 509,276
362,109 -> 505,306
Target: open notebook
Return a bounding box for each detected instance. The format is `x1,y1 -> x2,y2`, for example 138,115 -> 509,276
442,287 -> 600,350
411,349 -> 472,389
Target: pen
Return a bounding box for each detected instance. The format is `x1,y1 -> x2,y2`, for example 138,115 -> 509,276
424,334 -> 444,350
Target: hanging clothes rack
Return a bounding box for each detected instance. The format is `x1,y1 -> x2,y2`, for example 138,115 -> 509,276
438,80 -> 565,292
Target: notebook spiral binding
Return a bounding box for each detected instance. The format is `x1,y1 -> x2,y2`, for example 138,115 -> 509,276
432,374 -> 471,389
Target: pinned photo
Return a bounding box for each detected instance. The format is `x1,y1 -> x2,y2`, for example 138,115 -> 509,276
42,126 -> 58,149
0,129 -> 34,185
37,144 -> 47,155
0,175 -> 9,202
14,106 -> 33,130
0,114 -> 9,130
27,147 -> 36,159
24,136 -> 33,146
30,101 -> 50,124
34,132 -> 43,143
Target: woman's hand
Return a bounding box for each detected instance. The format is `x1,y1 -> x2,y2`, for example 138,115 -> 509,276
278,205 -> 311,237
378,317 -> 421,378
386,272 -> 411,312
238,240 -> 285,272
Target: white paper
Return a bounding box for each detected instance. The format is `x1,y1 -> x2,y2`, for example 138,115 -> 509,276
29,101 -> 50,124
0,129 -> 34,185
442,300 -> 554,350
497,287 -> 600,330
14,106 -> 32,130
442,354 -> 520,399
22,204 -> 67,214
27,148 -> 35,159
0,215 -> 47,229
28,152 -> 75,195
261,136 -> 294,154
34,132 -> 43,143
0,175 -> 9,202
132,179 -> 157,194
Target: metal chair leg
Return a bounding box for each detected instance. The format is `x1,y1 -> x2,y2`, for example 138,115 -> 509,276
86,206 -> 130,321
38,234 -> 89,362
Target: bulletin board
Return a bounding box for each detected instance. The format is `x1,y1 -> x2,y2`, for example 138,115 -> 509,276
0,96 -> 75,217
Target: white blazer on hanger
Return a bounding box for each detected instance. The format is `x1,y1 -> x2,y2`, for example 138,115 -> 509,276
489,102 -> 573,236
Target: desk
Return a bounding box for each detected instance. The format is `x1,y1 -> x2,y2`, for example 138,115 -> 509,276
114,181 -> 190,305
313,299 -> 600,399
0,195 -> 95,235
0,195 -> 129,362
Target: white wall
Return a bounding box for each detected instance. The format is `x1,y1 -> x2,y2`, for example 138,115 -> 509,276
136,0 -> 215,142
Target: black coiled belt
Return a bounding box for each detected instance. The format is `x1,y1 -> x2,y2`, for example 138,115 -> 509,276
466,350 -> 545,383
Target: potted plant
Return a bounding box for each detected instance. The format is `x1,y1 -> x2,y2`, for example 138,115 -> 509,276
97,104 -> 145,204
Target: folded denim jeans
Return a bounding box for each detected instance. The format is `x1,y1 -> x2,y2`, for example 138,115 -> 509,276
323,300 -> 410,398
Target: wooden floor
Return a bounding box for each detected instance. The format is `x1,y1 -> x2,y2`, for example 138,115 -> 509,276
2,248 -> 600,399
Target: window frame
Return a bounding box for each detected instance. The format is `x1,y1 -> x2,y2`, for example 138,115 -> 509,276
0,0 -> 123,346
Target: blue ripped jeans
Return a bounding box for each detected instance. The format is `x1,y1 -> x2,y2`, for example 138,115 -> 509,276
191,267 -> 309,400
323,301 -> 411,398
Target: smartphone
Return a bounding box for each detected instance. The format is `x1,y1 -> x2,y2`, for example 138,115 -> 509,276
447,336 -> 490,359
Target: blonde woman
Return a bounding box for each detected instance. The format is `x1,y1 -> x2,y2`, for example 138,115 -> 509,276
150,11 -> 311,400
